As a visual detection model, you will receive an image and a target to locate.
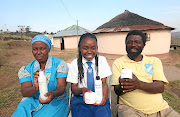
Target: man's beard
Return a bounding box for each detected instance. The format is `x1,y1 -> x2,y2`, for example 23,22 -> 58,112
126,46 -> 143,60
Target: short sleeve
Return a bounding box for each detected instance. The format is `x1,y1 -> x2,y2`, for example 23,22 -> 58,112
56,60 -> 68,78
66,59 -> 79,84
153,58 -> 168,85
99,56 -> 112,78
18,66 -> 31,84
110,60 -> 121,86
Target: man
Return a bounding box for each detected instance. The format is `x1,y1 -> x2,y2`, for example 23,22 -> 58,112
110,30 -> 180,117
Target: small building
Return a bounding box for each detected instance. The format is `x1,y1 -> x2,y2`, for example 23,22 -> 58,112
171,37 -> 180,50
52,25 -> 89,50
92,10 -> 174,55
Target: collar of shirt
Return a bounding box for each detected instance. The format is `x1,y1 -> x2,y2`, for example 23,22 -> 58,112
82,56 -> 96,66
124,54 -> 145,63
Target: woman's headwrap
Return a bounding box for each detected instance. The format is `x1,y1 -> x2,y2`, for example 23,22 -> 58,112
32,34 -> 52,49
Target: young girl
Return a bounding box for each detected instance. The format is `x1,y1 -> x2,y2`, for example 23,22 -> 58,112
67,33 -> 112,117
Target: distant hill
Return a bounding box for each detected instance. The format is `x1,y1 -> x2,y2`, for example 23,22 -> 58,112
171,31 -> 180,45
172,31 -> 180,39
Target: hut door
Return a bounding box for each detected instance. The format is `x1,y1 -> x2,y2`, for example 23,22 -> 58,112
61,38 -> 65,50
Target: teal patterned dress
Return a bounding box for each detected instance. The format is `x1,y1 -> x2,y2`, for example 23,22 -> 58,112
12,55 -> 69,117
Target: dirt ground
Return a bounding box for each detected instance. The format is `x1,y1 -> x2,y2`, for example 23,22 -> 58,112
0,41 -> 180,117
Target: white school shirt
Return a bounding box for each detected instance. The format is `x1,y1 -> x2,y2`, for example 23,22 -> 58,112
67,56 -> 112,88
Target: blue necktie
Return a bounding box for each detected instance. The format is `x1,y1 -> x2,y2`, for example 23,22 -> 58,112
87,62 -> 94,92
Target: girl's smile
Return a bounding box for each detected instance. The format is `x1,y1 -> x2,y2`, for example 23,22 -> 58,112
80,37 -> 97,61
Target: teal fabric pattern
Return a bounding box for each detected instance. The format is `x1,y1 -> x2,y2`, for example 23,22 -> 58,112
32,34 -> 52,49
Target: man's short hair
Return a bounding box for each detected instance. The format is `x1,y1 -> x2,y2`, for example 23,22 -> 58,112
125,30 -> 146,45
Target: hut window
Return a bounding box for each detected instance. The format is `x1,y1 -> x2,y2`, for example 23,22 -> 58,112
144,33 -> 150,41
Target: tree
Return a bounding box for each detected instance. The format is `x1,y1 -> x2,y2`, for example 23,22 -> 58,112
25,26 -> 31,33
44,30 -> 47,34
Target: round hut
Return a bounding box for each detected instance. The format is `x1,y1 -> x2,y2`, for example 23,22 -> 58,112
92,10 -> 174,55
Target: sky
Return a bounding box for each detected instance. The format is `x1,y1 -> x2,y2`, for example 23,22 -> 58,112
1,0 -> 180,33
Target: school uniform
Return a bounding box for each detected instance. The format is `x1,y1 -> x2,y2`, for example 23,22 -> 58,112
67,55 -> 112,117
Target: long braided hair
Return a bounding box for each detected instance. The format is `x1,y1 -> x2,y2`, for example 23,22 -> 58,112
77,33 -> 98,83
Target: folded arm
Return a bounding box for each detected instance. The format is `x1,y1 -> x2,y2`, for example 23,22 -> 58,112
114,75 -> 164,95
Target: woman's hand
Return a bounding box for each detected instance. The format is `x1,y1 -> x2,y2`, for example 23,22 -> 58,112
33,69 -> 46,91
33,70 -> 40,91
39,91 -> 55,104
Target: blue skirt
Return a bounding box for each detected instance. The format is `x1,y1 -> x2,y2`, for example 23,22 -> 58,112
71,96 -> 111,117
12,97 -> 68,117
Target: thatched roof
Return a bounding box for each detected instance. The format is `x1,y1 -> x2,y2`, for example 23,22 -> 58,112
97,10 -> 163,29
92,10 -> 174,33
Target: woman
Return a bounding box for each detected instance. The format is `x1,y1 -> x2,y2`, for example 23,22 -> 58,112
12,35 -> 69,117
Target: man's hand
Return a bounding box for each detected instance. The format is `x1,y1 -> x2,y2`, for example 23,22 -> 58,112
120,73 -> 164,94
119,74 -> 140,93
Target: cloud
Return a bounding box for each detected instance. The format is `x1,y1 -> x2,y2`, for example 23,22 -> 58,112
163,10 -> 180,14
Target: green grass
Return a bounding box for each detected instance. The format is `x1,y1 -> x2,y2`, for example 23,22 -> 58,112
170,50 -> 180,53
0,86 -> 22,107
163,80 -> 180,113
53,51 -> 78,61
0,34 -> 32,40
0,40 -> 11,66
175,64 -> 180,68
163,90 -> 180,113
168,80 -> 180,87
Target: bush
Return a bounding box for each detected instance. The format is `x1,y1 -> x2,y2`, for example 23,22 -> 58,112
0,34 -> 32,41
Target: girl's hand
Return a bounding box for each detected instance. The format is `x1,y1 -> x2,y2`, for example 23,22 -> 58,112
95,96 -> 107,106
82,88 -> 92,104
95,78 -> 108,106
39,91 -> 55,104
82,88 -> 90,94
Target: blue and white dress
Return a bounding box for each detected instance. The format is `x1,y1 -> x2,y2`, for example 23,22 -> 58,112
12,55 -> 69,117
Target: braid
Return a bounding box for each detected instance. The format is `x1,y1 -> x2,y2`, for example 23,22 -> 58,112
77,50 -> 84,83
95,55 -> 98,76
77,33 -> 98,83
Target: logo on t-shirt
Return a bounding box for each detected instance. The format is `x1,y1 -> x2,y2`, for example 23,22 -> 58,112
144,64 -> 153,75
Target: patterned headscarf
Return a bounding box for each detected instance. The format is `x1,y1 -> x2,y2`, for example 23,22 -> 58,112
32,34 -> 52,49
